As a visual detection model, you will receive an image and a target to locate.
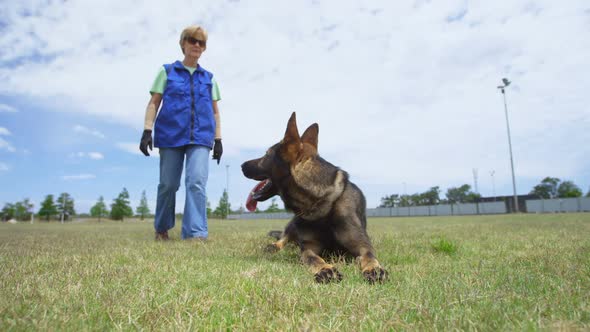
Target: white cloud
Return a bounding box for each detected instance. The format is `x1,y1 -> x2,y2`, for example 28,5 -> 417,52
0,138 -> 16,152
0,162 -> 9,172
61,174 -> 96,181
69,152 -> 104,160
87,152 -> 104,160
0,104 -> 18,113
69,152 -> 83,158
73,125 -> 105,139
0,0 -> 589,203
0,127 -> 11,136
117,142 -> 159,157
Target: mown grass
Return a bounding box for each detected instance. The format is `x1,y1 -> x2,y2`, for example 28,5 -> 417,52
1,214 -> 589,331
430,237 -> 458,255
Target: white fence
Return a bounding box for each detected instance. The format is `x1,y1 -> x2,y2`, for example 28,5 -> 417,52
365,201 -> 506,217
229,201 -> 507,220
229,198 -> 590,220
526,197 -> 590,213
229,212 -> 294,220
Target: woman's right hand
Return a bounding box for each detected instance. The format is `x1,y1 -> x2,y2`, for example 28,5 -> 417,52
139,130 -> 153,156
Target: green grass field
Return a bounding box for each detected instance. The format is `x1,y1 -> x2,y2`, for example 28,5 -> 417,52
1,214 -> 589,331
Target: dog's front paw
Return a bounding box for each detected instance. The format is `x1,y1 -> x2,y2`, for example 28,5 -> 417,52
264,243 -> 280,253
362,267 -> 388,284
314,267 -> 343,283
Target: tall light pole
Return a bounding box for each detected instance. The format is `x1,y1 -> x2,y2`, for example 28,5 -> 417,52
225,164 -> 230,218
497,78 -> 519,212
489,170 -> 496,201
472,168 -> 479,194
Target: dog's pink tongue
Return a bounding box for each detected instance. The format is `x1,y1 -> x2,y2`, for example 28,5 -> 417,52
245,194 -> 257,212
246,180 -> 268,212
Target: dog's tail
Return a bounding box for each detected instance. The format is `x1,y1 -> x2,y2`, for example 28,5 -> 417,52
267,230 -> 282,240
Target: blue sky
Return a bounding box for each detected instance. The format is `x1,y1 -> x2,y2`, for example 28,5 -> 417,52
1,0 -> 589,214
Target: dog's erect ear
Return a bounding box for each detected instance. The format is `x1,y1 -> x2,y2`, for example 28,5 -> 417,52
283,112 -> 301,145
281,112 -> 302,162
301,123 -> 319,152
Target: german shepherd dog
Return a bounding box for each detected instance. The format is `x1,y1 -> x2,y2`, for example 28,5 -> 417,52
241,113 -> 387,283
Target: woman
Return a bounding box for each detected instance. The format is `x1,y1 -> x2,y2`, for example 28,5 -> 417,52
139,25 -> 222,240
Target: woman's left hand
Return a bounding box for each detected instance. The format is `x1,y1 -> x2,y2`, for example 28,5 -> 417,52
213,139 -> 223,164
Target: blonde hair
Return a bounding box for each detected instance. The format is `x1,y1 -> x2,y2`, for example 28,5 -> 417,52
179,25 -> 208,54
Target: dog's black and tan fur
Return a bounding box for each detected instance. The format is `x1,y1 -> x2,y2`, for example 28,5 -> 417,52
241,113 -> 387,283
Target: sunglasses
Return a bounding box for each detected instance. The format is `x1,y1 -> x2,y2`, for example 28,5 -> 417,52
184,36 -> 206,47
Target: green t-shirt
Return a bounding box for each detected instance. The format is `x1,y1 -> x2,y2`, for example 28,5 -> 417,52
150,65 -> 221,101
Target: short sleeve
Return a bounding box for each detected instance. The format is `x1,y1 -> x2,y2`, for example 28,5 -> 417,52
212,78 -> 221,101
150,66 -> 167,95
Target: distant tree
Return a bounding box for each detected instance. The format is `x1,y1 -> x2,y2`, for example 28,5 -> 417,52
383,185 -> 472,207
110,188 -> 133,221
1,203 -> 16,221
23,199 -> 34,221
464,192 -> 482,203
399,194 -> 412,207
379,194 -> 400,208
56,193 -> 76,221
135,190 -> 150,220
446,185 -> 470,204
14,202 -> 26,221
586,187 -> 590,197
410,193 -> 422,206
206,200 -> 212,218
421,186 -> 441,206
14,199 -> 34,221
213,189 -> 231,219
557,180 -> 583,198
446,184 -> 479,204
265,198 -> 283,212
529,177 -> 560,199
38,195 -> 58,221
90,196 -> 109,222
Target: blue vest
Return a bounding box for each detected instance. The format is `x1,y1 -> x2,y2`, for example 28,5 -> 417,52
154,60 -> 215,149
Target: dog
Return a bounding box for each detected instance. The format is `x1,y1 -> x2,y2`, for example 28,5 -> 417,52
241,112 -> 387,283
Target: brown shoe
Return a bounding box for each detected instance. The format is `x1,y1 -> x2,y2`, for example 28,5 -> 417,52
155,231 -> 169,241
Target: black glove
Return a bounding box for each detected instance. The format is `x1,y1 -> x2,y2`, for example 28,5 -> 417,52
212,139 -> 223,164
139,130 -> 153,156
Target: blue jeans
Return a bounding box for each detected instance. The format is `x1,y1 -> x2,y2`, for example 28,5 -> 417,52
154,145 -> 209,239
